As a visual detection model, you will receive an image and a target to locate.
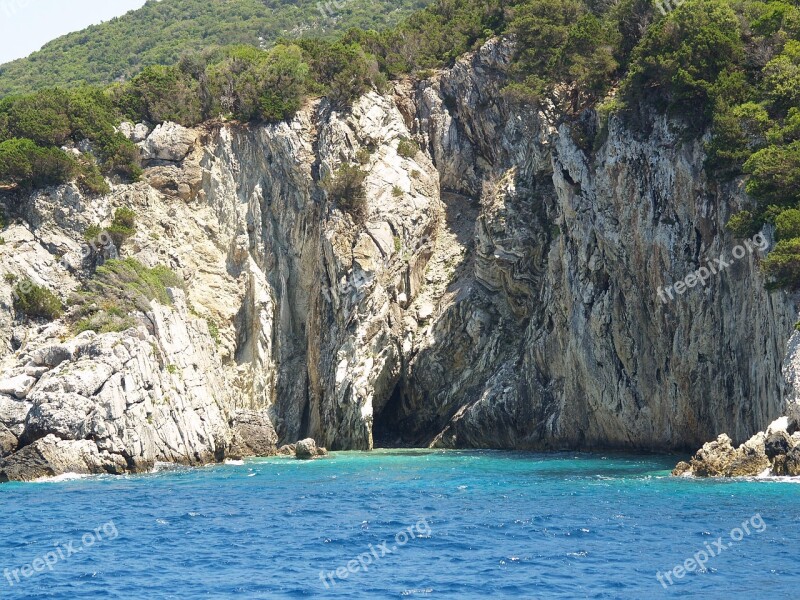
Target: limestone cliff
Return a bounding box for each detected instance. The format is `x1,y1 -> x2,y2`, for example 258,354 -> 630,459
388,40 -> 797,452
0,39 -> 796,480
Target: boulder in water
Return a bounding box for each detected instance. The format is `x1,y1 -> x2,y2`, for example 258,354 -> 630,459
294,438 -> 327,460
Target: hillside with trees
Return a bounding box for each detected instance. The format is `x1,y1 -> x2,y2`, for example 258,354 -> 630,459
0,0 -> 799,287
0,0 -> 429,96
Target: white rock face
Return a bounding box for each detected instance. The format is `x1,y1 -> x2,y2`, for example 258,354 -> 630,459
0,374 -> 36,399
0,82 -> 441,477
0,291 -> 234,480
140,121 -> 198,162
118,122 -> 151,143
0,38 -> 797,480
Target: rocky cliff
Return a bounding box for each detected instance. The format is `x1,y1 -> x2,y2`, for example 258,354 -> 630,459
0,39 -> 797,480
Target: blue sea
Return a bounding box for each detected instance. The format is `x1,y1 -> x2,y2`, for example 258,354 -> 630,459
0,450 -> 797,599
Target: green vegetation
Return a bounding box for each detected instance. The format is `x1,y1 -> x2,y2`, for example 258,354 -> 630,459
107,207 -> 137,249
111,38 -> 383,125
397,137 -> 419,158
1,0 -> 798,289
622,0 -> 743,119
13,279 -> 64,320
648,0 -> 800,289
0,0 -> 439,192
206,318 -> 221,345
112,65 -> 204,126
321,164 -> 369,223
0,0 -> 431,96
0,87 -> 141,192
0,0 -> 507,194
84,207 -> 137,250
0,138 -> 77,189
508,0 -> 616,101
73,305 -> 136,335
356,148 -> 372,164
762,239 -> 800,289
70,258 -> 182,333
85,258 -> 181,309
775,208 -> 800,241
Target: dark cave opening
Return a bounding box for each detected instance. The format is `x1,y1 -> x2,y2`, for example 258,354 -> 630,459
372,381 -> 411,448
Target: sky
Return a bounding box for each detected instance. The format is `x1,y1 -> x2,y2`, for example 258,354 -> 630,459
0,0 -> 148,64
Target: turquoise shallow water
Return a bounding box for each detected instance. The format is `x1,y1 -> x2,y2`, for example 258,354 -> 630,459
0,450 -> 798,598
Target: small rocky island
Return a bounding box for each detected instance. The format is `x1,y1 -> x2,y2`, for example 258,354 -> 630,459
674,416 -> 800,477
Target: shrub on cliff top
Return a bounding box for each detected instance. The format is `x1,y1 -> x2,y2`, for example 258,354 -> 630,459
0,138 -> 78,189
114,65 -> 204,126
762,238 -> 800,290
775,209 -> 800,241
0,87 -> 141,193
622,0 -> 744,118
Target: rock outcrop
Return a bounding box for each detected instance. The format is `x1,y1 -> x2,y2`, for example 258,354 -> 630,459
294,438 -> 328,459
0,80 -> 440,479
673,418 -> 800,477
228,410 -> 279,459
0,291 -> 238,480
0,37 -> 798,480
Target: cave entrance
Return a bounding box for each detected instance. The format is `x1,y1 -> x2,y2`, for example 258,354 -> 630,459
372,381 -> 409,448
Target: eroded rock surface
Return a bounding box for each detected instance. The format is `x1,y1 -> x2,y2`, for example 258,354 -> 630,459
384,38 -> 796,451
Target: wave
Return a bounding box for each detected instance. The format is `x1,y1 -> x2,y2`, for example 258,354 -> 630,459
31,472 -> 91,483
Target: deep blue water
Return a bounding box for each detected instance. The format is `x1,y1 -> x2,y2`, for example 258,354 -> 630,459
0,450 -> 798,599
